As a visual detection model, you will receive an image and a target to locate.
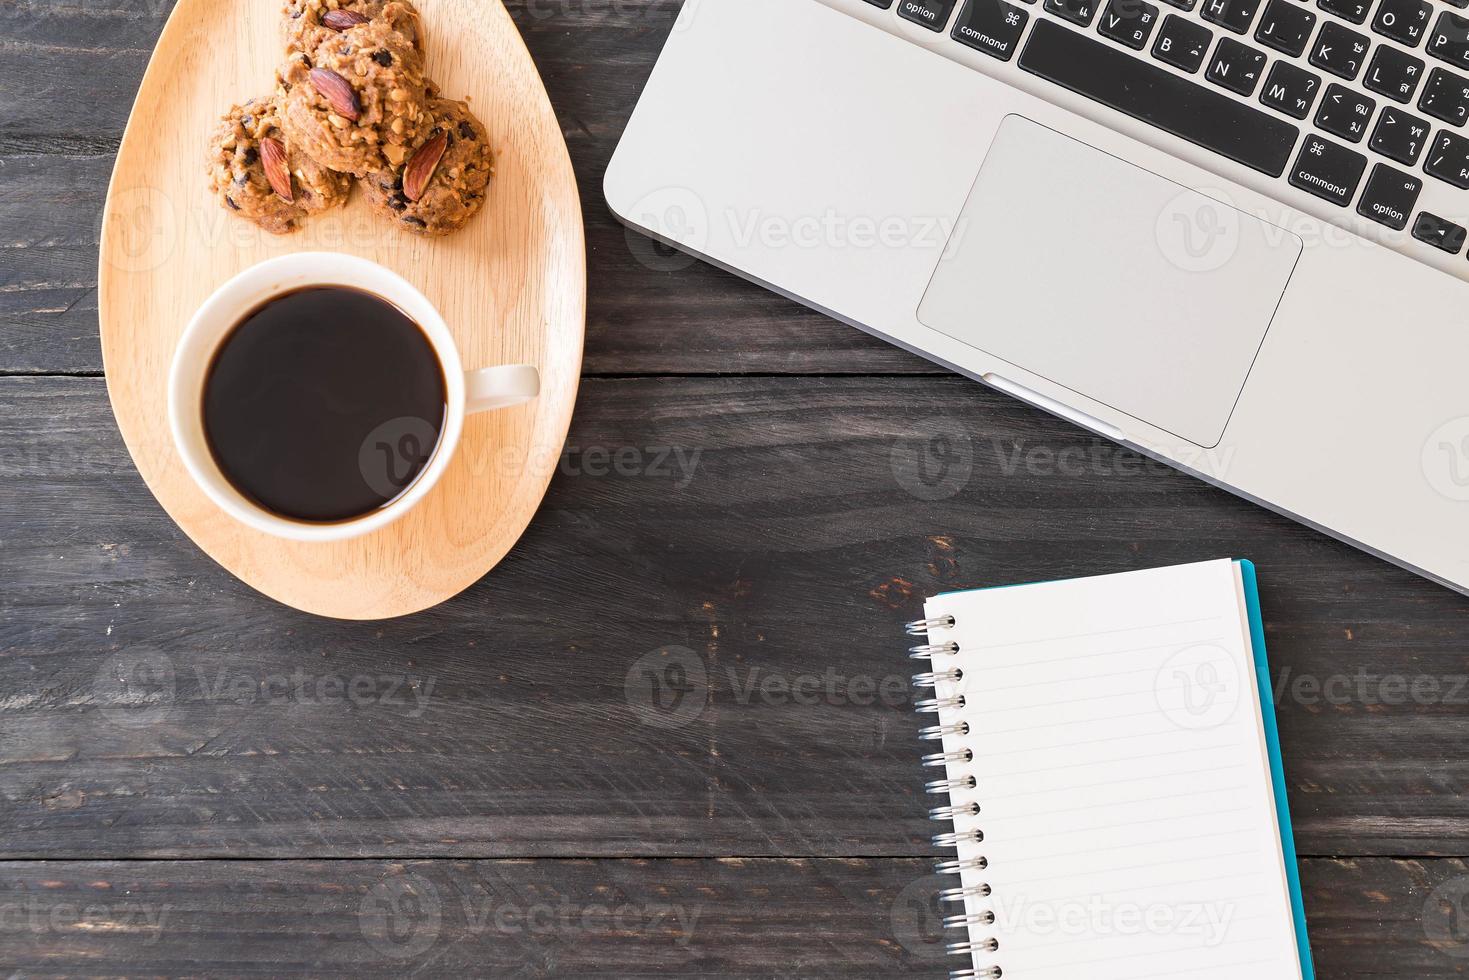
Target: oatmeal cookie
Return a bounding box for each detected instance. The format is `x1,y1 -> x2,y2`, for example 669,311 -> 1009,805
281,0 -> 424,58
278,19 -> 430,177
362,97 -> 493,236
206,92 -> 351,235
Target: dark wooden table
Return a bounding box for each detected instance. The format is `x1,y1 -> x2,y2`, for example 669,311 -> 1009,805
3,0 -> 1468,975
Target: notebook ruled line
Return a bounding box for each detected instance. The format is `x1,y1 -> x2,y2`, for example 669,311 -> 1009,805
989,783 -> 1254,821
996,854 -> 1263,890
1127,957 -> 1283,979
965,634 -> 1231,674
960,614 -> 1226,653
973,702 -> 1245,738
995,805 -> 1254,843
965,683 -> 1241,715
971,724 -> 1220,755
983,763 -> 1251,803
986,908 -> 1276,957
978,741 -> 1242,780
1014,936 -> 1279,973
992,825 -> 1259,865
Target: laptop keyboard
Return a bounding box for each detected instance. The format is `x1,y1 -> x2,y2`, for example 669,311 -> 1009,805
856,0 -> 1469,263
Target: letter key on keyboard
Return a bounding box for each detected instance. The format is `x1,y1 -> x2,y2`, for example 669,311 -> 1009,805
1261,61 -> 1324,117
1153,13 -> 1214,70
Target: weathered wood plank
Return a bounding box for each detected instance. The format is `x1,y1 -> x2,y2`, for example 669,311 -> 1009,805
0,151 -> 106,373
0,1 -> 930,376
0,857 -> 931,976
0,857 -> 1461,977
2,376 -> 1467,858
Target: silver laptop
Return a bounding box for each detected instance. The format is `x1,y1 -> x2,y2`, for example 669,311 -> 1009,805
606,0 -> 1469,594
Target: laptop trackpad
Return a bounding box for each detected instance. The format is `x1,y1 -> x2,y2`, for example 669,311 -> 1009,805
917,116 -> 1301,448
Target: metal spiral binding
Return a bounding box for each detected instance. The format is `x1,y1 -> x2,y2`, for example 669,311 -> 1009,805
909,640 -> 960,660
906,614 -> 1001,980
934,857 -> 988,875
918,721 -> 968,741
929,802 -> 980,821
938,884 -> 991,904
913,695 -> 965,714
925,775 -> 977,794
906,615 -> 954,636
944,911 -> 995,928
912,668 -> 963,688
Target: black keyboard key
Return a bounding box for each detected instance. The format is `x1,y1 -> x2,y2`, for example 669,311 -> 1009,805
1256,0 -> 1317,54
1413,211 -> 1467,251
1429,11 -> 1469,68
1316,83 -> 1377,140
1018,19 -> 1300,174
1425,128 -> 1469,185
1288,132 -> 1369,203
1261,60 -> 1323,117
1100,0 -> 1161,47
1045,0 -> 1099,24
1207,37 -> 1270,93
1373,0 -> 1431,47
1357,163 -> 1423,228
1364,45 -> 1426,101
1201,0 -> 1260,33
952,0 -> 1031,59
897,0 -> 960,29
1311,22 -> 1372,78
863,0 -> 896,6
1153,13 -> 1214,70
1160,0 -> 1196,9
1371,105 -> 1432,161
1419,66 -> 1469,123
1319,0 -> 1371,25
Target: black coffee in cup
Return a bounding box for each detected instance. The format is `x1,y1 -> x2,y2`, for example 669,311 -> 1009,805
203,287 -> 447,523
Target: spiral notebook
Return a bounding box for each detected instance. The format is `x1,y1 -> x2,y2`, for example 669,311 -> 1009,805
909,559 -> 1313,980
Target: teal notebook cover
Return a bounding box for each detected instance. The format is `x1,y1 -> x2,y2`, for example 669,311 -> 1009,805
1237,559 -> 1316,980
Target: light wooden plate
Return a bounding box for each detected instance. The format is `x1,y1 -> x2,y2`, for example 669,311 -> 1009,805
98,0 -> 584,620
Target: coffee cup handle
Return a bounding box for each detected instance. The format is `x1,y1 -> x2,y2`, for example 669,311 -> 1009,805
465,365 -> 540,414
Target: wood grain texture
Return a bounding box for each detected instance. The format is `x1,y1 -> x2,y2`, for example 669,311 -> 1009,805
0,857 -> 1463,977
0,0 -> 928,377
6,0 -> 1469,974
96,0 -> 585,618
3,377 -> 1469,862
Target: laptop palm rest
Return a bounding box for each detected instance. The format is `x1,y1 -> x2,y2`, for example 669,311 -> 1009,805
917,115 -> 1302,448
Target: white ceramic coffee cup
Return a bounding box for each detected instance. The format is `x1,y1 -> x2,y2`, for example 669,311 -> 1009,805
169,252 -> 539,543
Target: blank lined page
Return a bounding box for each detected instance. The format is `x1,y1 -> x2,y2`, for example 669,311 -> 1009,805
924,559 -> 1302,980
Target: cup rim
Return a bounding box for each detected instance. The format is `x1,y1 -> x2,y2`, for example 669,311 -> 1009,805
168,253 -> 467,543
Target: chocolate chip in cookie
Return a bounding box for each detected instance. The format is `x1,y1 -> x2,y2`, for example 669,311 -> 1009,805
361,97 -> 494,237
206,92 -> 351,235
277,19 -> 430,177
281,0 -> 425,58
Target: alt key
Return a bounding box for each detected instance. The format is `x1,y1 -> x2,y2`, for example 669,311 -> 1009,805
898,0 -> 961,29
1356,164 -> 1422,230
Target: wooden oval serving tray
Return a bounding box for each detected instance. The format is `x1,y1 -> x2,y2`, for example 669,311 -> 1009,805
99,0 -> 584,619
